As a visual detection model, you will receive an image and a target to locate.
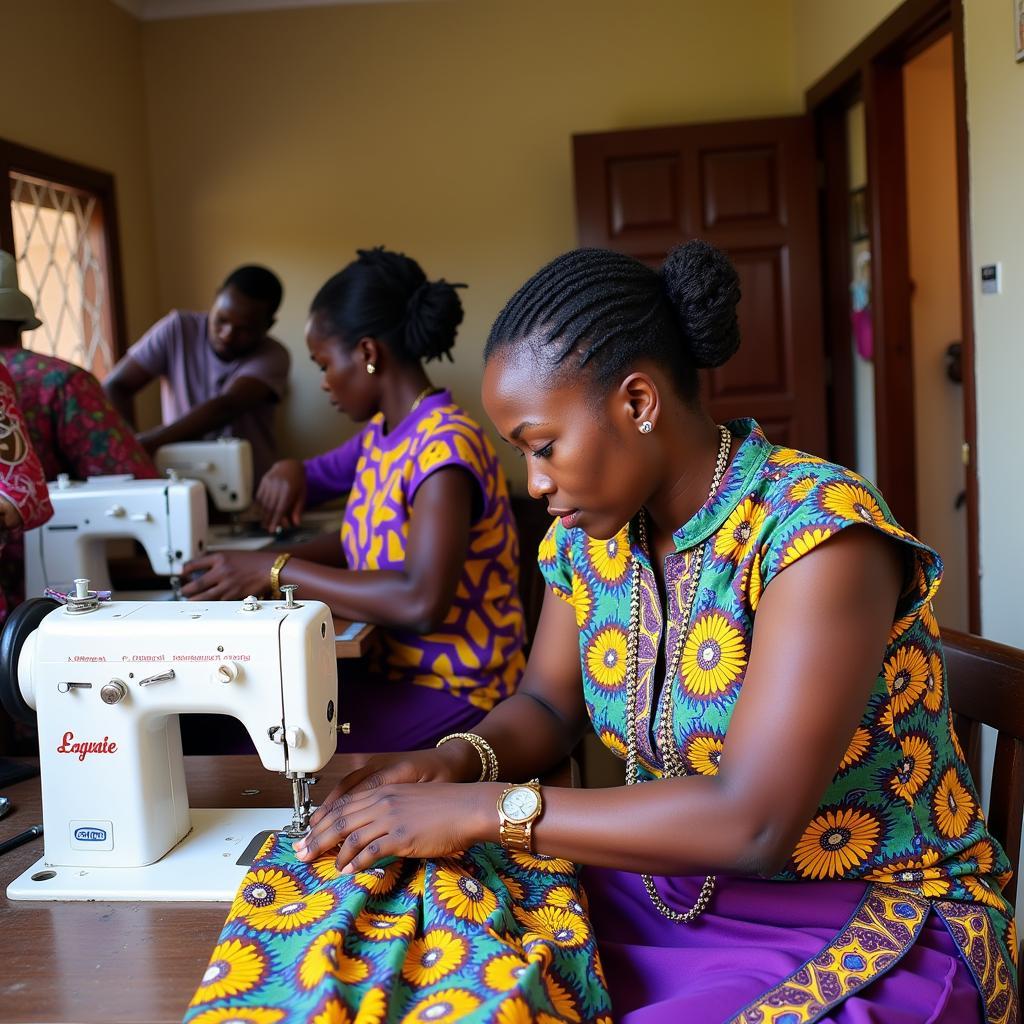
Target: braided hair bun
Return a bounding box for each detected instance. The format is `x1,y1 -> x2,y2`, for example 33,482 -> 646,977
404,279 -> 465,363
312,247 -> 466,364
661,240 -> 741,369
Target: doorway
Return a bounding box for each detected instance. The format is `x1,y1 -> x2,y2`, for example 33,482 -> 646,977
903,33 -> 968,630
811,0 -> 979,632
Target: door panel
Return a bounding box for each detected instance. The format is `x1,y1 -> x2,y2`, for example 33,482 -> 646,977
573,116 -> 827,456
607,156 -> 683,239
700,147 -> 780,229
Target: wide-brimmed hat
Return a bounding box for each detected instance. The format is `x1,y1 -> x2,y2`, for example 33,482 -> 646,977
0,251 -> 42,330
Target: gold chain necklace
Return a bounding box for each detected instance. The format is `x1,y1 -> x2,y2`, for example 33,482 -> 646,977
410,385 -> 442,413
624,423 -> 732,923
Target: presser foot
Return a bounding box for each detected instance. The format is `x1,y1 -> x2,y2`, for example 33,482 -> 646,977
281,773 -> 316,838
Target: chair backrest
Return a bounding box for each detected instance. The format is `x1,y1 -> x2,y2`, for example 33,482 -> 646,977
510,494 -> 550,650
942,627 -> 1024,901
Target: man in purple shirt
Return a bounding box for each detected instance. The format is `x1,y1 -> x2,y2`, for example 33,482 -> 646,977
104,265 -> 291,482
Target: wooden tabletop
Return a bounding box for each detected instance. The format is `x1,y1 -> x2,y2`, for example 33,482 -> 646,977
0,756 -> 292,1024
333,617 -> 374,659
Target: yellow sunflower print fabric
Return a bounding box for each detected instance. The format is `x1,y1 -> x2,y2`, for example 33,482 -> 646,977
185,836 -> 612,1023
538,418 -> 1015,995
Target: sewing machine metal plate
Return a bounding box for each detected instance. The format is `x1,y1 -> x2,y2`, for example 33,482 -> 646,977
8,809 -> 301,901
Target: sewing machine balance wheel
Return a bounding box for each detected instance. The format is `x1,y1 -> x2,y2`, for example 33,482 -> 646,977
0,597 -> 60,725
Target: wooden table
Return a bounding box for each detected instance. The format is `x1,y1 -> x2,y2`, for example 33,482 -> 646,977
333,617 -> 374,659
0,756 -> 292,1023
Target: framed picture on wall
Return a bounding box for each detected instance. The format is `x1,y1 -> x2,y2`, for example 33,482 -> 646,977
1017,0 -> 1024,62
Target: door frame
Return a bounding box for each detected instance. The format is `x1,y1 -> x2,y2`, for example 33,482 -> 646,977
806,0 -> 981,632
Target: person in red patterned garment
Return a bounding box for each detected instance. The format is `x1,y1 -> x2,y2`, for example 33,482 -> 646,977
0,251 -> 157,613
0,360 -> 51,624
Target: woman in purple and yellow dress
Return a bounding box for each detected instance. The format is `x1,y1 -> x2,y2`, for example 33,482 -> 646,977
183,249 -> 525,751
186,243 -> 1014,1024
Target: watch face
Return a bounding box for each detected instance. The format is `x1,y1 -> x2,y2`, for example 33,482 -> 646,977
501,786 -> 539,823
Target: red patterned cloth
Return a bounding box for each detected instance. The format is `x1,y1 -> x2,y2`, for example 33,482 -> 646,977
0,348 -> 157,613
0,361 -> 51,623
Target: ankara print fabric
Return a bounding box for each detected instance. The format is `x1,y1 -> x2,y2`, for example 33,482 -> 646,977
0,348 -> 157,612
0,362 -> 51,623
185,834 -> 612,1024
0,349 -> 157,484
338,391 -> 525,711
538,420 -> 1015,1005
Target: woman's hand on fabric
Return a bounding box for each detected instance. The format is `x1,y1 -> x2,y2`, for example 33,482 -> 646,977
293,781 -> 497,870
257,459 -> 307,533
181,550 -> 275,601
308,746 -> 479,818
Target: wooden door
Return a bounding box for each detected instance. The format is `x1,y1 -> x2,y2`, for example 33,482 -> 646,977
573,117 -> 827,454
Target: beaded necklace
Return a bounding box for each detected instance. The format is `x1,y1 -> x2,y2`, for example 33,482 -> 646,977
623,424 -> 732,923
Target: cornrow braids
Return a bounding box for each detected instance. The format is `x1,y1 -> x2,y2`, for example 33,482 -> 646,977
485,242 -> 741,400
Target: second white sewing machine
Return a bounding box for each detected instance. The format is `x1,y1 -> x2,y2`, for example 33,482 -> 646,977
23,473 -> 208,601
0,584 -> 340,901
155,437 -> 254,515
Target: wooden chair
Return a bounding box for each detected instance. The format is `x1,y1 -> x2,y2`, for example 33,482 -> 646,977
510,493 -> 551,653
942,626 -> 1024,990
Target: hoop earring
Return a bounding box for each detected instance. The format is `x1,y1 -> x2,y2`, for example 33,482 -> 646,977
366,363 -> 376,375
639,420 -> 653,434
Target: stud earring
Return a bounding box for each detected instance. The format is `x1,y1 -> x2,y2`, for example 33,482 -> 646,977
639,420 -> 653,434
366,363 -> 376,375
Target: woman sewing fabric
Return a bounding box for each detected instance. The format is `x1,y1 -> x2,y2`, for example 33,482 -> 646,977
184,243 -> 1014,1024
183,248 -> 526,751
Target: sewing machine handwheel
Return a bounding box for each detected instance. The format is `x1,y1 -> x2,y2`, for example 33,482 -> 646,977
0,597 -> 59,725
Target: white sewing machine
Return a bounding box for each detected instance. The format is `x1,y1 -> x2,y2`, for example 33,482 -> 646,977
155,438 -> 254,514
23,474 -> 208,601
1,584 -> 340,901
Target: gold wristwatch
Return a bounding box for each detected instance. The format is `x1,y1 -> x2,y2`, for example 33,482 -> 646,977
497,778 -> 543,853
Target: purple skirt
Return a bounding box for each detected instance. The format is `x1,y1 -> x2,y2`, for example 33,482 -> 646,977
582,868 -> 983,1023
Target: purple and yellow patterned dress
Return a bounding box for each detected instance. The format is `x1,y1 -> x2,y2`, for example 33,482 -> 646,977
185,420 -> 1014,1024
302,389 -> 526,749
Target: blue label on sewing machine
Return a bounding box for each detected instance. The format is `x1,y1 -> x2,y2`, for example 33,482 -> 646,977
74,827 -> 107,841
70,819 -> 114,851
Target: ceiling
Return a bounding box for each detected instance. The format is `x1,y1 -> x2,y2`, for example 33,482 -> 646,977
111,0 -> 419,20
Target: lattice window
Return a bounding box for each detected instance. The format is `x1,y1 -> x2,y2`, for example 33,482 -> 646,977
9,171 -> 117,380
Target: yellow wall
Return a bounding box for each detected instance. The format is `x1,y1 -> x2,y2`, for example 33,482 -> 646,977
791,0 -> 902,93
962,1 -> 1024,648
0,0 -> 160,349
140,0 -> 799,481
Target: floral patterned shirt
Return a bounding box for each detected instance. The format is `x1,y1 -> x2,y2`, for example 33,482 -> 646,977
539,419 -> 1013,926
0,349 -> 157,611
0,361 -> 51,623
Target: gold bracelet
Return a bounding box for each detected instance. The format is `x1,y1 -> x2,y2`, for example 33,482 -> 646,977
269,553 -> 291,598
436,732 -> 499,782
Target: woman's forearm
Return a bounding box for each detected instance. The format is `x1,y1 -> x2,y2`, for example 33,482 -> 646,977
279,560 -> 450,632
443,689 -> 590,784
281,531 -> 346,567
469,774 -> 788,879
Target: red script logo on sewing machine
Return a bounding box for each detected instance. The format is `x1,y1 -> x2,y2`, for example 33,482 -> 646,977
57,731 -> 118,762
